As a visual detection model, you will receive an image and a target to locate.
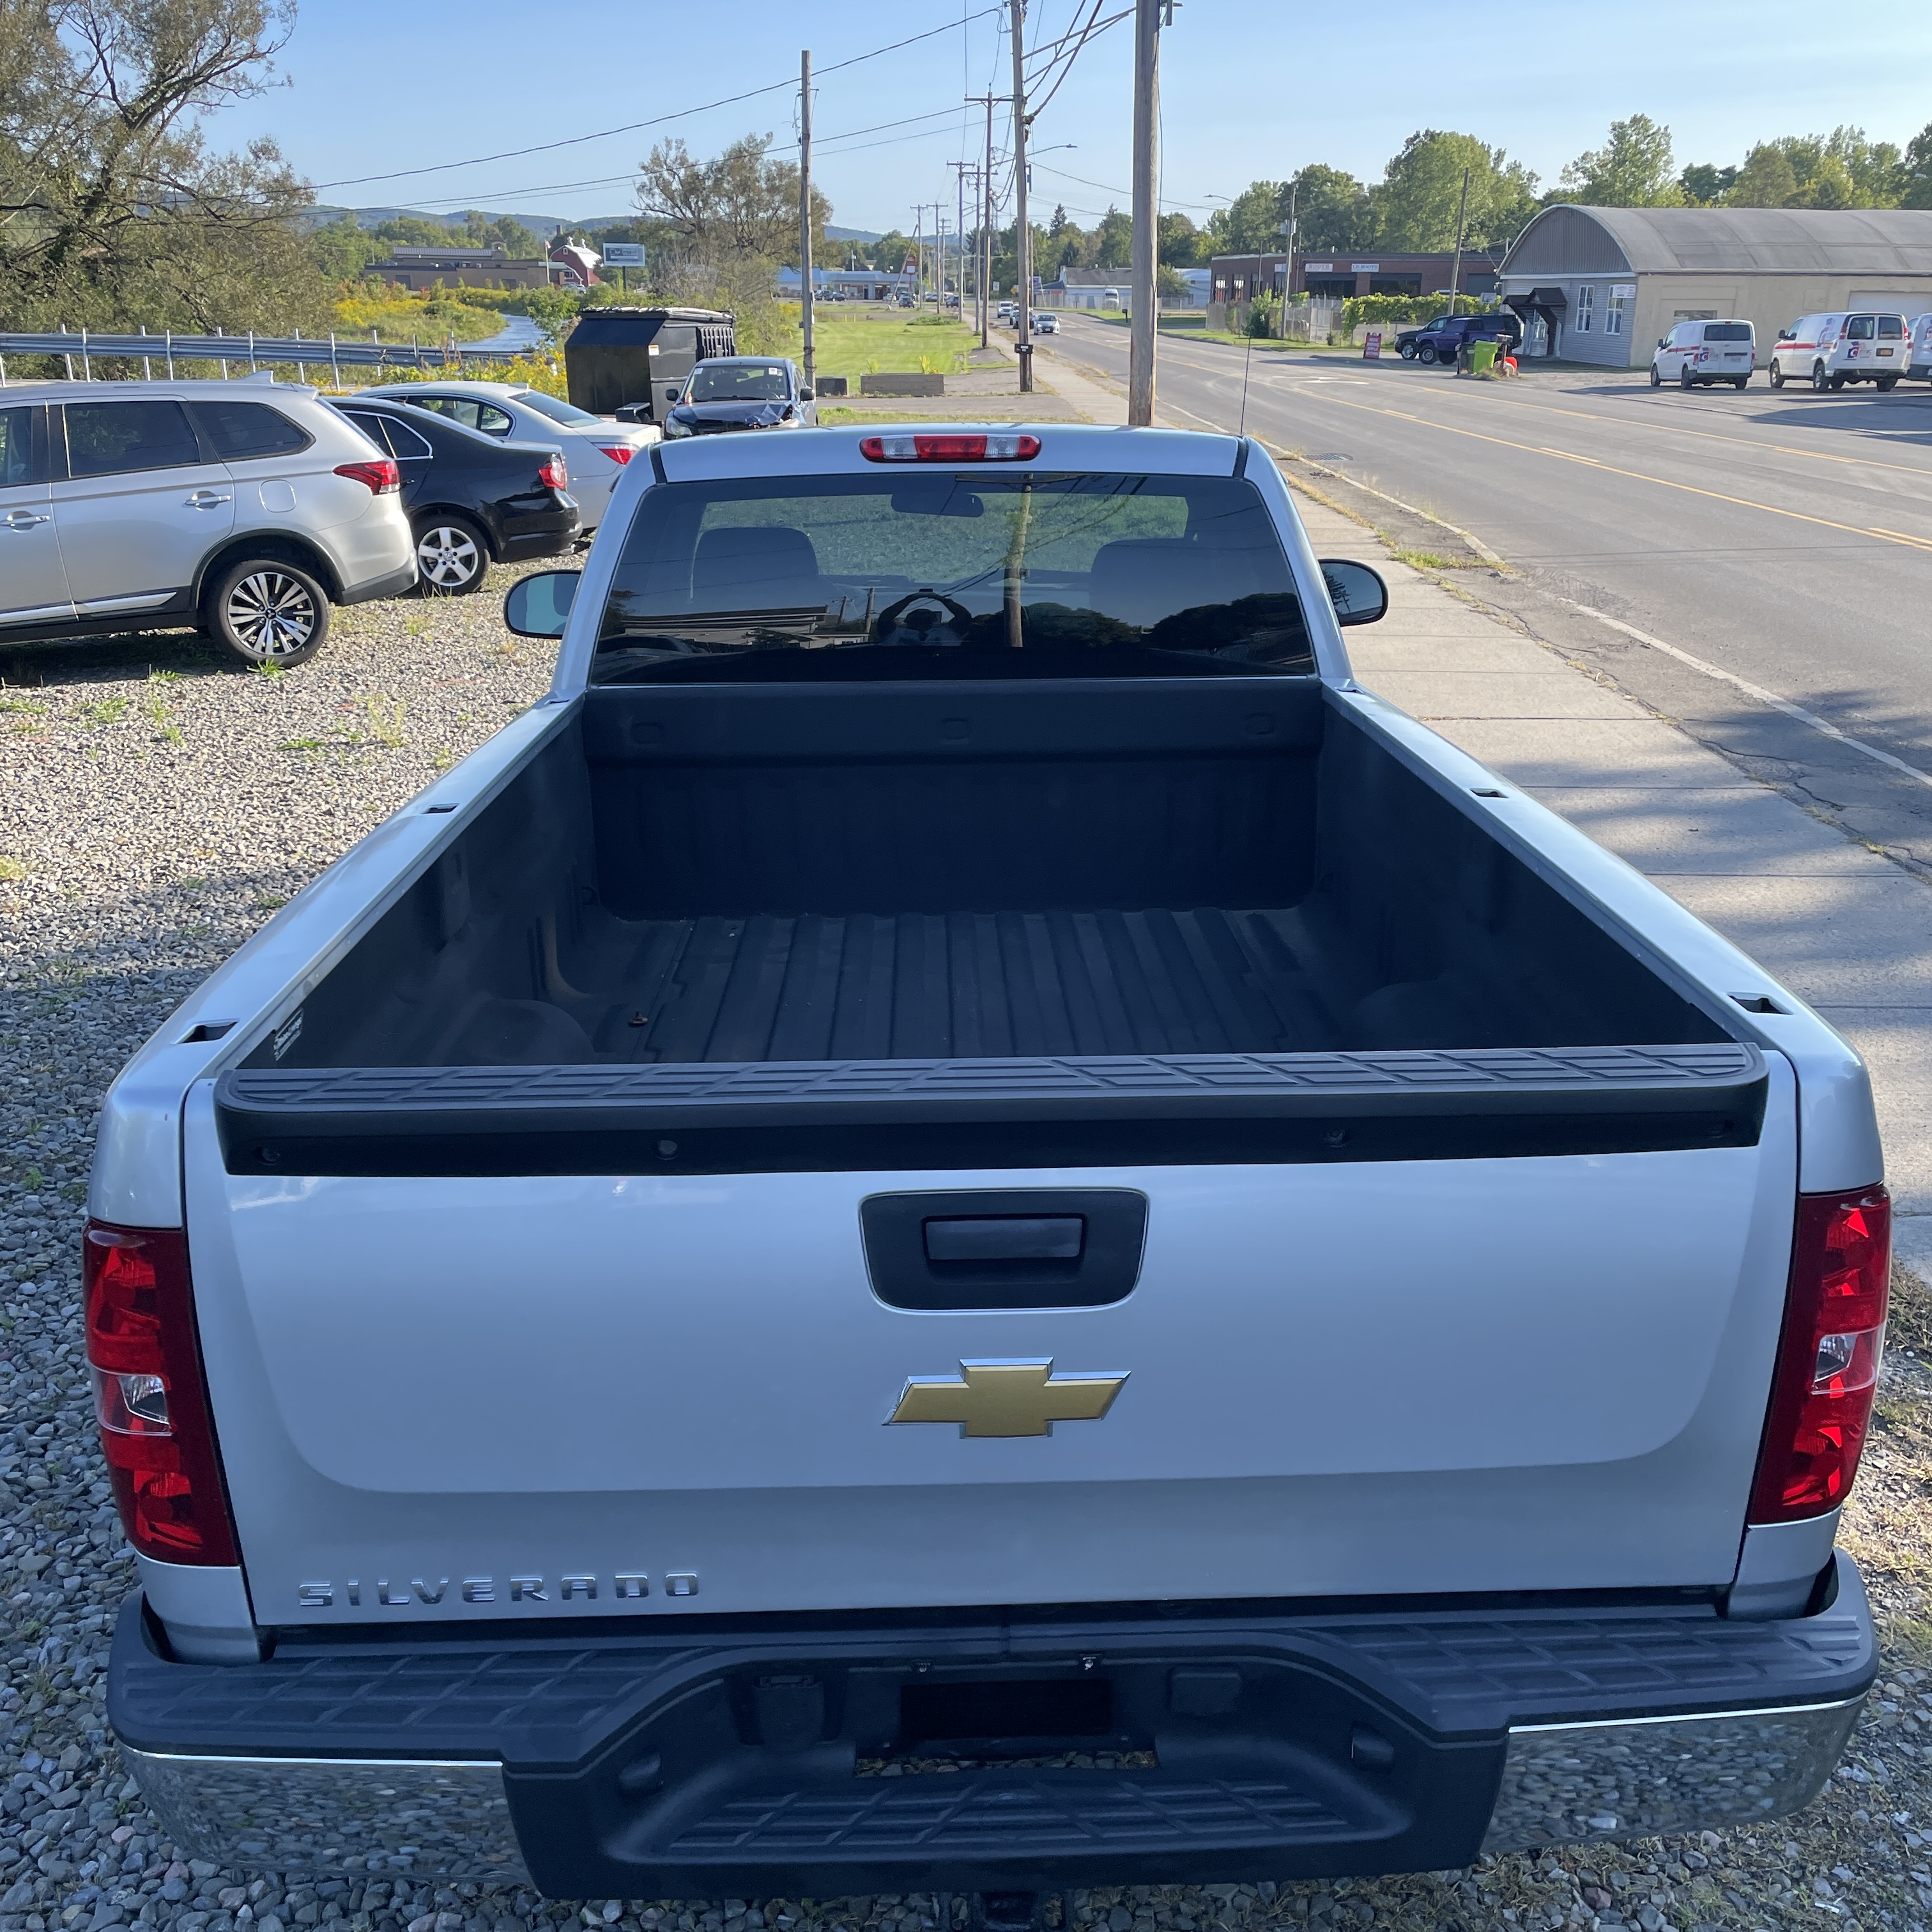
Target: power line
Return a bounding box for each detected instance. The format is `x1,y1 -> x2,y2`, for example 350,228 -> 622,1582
309,6 -> 1002,193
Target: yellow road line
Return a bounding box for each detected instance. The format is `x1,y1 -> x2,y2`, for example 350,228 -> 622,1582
1259,387 -> 1932,555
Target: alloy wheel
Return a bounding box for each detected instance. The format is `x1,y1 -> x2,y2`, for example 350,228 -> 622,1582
224,570 -> 319,660
417,523 -> 484,590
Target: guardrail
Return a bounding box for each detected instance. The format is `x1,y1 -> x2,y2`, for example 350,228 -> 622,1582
0,328 -> 528,383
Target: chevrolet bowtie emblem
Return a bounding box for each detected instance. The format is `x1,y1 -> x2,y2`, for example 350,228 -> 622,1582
886,1359 -> 1128,1438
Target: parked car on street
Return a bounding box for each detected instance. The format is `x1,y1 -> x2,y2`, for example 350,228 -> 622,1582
362,380 -> 654,537
1395,312 -> 1522,366
1768,311 -> 1909,391
0,376 -> 414,667
325,395 -> 579,594
1652,318 -> 1756,390
102,421 -> 1883,1905
661,358 -> 816,439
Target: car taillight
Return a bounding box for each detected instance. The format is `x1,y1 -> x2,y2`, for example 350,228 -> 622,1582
595,443 -> 636,465
334,459 -> 400,494
1748,1187 -> 1890,1524
859,433 -> 1040,463
539,454 -> 569,489
84,1222 -> 238,1565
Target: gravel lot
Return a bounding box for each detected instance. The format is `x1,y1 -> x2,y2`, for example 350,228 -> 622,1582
2,578 -> 1931,1932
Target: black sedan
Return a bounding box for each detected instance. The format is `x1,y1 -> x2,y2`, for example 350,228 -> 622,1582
662,358 -> 816,439
326,397 -> 580,594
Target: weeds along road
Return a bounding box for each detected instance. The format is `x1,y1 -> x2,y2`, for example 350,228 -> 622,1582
1048,312 -> 1932,855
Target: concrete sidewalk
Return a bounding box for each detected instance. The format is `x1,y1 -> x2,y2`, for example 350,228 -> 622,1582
1032,337 -> 1932,1268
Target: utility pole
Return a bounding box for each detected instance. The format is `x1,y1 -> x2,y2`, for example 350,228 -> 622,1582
799,49 -> 815,391
1009,0 -> 1032,392
1447,166 -> 1470,318
914,204 -> 924,302
1276,180 -> 1297,340
966,94 -> 997,346
1127,0 -> 1162,422
949,161 -> 973,321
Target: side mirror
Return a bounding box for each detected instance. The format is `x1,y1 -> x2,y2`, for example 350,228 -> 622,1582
798,385 -> 814,401
503,569 -> 580,640
1657,338 -> 1667,349
1319,558 -> 1389,629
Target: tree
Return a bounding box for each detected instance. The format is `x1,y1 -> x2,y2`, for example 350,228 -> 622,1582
1728,144 -> 1799,208
1205,178 -> 1289,255
0,0 -> 325,332
1287,164 -> 1373,252
1158,210 -> 1202,266
1560,115 -> 1684,206
1679,163 -> 1736,206
1372,131 -> 1540,252
636,133 -> 829,269
1092,205 -> 1133,268
463,211 -> 544,258
1901,125 -> 1932,208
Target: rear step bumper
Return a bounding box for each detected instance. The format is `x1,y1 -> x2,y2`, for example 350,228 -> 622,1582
110,1559 -> 1875,1894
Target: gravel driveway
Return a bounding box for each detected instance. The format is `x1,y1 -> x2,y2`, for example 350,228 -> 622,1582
1,578 -> 1929,1932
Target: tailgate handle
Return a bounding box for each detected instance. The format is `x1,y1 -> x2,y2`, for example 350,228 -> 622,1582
924,1216 -> 1084,1262
863,1189 -> 1147,1311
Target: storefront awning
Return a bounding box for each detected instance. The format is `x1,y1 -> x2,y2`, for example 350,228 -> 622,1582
1505,286 -> 1569,311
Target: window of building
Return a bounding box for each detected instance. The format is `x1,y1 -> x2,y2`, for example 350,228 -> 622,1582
1606,288 -> 1628,336
1575,285 -> 1596,333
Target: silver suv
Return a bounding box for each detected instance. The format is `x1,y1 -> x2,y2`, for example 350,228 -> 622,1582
0,376 -> 416,666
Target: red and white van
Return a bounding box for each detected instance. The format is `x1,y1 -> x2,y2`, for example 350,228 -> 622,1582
1770,310 -> 1909,391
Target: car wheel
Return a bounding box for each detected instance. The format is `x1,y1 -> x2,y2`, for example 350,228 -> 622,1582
1829,374 -> 1846,391
205,558 -> 330,669
1400,341 -> 1417,360
1650,363 -> 1661,386
1733,377 -> 1749,390
413,515 -> 489,595
1812,362 -> 1831,392
1769,362 -> 1785,389
1680,363 -> 1696,388
1878,375 -> 1899,391
1417,344 -> 1438,364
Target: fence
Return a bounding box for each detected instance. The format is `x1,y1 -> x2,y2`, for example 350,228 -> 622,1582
0,327 -> 528,385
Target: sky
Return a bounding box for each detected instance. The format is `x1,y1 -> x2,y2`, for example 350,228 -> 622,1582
211,0 -> 1932,236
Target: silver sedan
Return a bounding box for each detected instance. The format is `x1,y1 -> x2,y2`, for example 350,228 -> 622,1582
361,379 -> 655,536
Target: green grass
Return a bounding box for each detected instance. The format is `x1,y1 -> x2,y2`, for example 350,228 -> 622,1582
800,311 -> 981,381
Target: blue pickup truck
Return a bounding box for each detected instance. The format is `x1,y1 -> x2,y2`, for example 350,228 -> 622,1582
1395,312 -> 1522,366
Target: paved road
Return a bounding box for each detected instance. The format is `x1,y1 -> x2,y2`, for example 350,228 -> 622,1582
1046,313 -> 1932,789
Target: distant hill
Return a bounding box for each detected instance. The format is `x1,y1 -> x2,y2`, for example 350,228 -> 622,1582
303,208 -> 884,245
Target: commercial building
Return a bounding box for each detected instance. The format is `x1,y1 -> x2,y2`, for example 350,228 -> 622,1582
1497,205 -> 1932,365
364,247 -> 553,291
1208,250 -> 1501,307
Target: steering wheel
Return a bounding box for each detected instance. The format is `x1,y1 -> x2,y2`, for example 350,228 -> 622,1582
873,588 -> 976,645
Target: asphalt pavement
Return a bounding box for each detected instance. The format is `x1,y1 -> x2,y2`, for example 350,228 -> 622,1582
1043,313 -> 1932,869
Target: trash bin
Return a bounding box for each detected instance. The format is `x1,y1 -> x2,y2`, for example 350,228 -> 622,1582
1471,340 -> 1499,375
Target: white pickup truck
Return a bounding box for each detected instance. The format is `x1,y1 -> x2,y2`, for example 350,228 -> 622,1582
97,425 -> 1883,1903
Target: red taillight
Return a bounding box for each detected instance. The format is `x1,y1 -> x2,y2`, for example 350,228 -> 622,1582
859,433 -> 1041,463
84,1223 -> 238,1566
1748,1188 -> 1890,1524
334,458 -> 400,494
595,443 -> 636,465
538,453 -> 569,489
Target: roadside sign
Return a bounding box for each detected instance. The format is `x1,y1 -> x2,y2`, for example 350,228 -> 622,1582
601,243 -> 645,266
1363,328 -> 1383,360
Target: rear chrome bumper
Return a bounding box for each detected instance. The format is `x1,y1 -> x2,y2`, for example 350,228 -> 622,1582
114,1556 -> 1876,1891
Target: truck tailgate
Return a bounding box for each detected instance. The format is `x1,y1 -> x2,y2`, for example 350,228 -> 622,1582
181,1056 -> 1800,1627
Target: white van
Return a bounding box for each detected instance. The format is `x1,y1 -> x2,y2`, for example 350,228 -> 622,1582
1768,311 -> 1909,391
1650,318 -> 1755,388
1908,313 -> 1932,381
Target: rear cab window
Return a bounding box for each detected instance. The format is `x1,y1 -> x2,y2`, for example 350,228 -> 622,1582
1846,315 -> 1876,341
592,470 -> 1312,684
1703,323 -> 1751,343
1878,315 -> 1906,339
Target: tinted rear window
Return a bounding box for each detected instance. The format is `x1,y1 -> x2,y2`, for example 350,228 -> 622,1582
0,406 -> 31,488
63,400 -> 199,477
1879,315 -> 1906,338
1704,323 -> 1751,342
189,399 -> 312,459
592,471 -> 1312,684
1847,316 -> 1876,340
